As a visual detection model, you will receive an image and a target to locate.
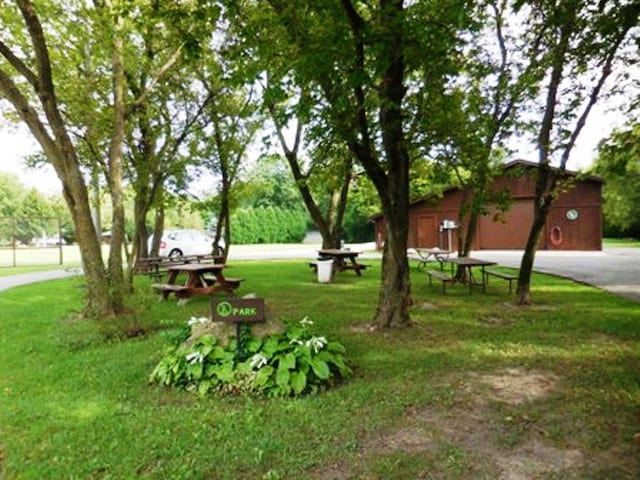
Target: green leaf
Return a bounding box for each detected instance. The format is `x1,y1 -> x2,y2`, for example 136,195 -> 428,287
187,362 -> 203,380
255,365 -> 275,387
208,346 -> 227,360
327,341 -> 346,353
214,363 -> 236,383
311,359 -> 330,380
289,371 -> 307,395
198,380 -> 212,396
279,352 -> 296,370
276,365 -> 291,387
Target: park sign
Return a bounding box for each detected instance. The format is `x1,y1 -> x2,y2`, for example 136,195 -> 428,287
210,297 -> 266,323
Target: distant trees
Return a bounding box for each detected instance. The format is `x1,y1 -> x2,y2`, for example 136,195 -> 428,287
0,171 -> 72,245
593,122 -> 640,239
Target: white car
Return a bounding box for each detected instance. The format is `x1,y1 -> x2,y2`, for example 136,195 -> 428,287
151,229 -> 224,257
33,235 -> 66,247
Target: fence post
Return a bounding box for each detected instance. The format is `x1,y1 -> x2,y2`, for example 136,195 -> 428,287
58,217 -> 63,265
12,217 -> 16,268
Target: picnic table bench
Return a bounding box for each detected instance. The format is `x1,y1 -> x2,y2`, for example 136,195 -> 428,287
426,269 -> 454,293
483,268 -> 518,293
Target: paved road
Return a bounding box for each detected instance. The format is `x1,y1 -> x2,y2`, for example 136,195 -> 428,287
1,245 -> 638,303
472,247 -> 640,303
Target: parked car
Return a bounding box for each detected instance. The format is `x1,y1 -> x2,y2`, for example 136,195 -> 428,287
33,235 -> 66,247
150,229 -> 224,257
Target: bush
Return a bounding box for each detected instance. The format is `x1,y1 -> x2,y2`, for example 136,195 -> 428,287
149,316 -> 352,397
230,206 -> 307,244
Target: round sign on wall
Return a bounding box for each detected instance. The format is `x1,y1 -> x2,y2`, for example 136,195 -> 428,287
566,209 -> 579,221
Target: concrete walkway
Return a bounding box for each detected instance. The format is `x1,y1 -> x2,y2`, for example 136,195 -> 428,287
0,269 -> 79,292
1,245 -> 638,303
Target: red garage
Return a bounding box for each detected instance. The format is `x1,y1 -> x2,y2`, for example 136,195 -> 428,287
373,160 -> 603,251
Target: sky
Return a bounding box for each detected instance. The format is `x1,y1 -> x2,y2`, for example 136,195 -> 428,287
0,102 -> 629,196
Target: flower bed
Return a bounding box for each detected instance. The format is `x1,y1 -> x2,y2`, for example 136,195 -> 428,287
150,316 -> 352,397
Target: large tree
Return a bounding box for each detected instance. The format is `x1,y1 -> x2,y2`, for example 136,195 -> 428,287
515,0 -> 639,304
0,0 -> 124,316
234,0 -> 470,328
431,0 -> 544,267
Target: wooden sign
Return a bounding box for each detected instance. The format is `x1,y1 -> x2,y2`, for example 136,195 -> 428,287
210,298 -> 266,323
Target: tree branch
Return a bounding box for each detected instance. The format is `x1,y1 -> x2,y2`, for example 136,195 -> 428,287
0,39 -> 39,89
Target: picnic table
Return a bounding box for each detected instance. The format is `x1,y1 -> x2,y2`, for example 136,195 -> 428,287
444,257 -> 497,293
316,249 -> 368,276
427,256 -> 496,293
408,247 -> 452,270
152,262 -> 242,301
136,254 -> 223,280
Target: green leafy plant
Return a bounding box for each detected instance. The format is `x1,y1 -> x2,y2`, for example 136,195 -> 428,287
149,316 -> 352,397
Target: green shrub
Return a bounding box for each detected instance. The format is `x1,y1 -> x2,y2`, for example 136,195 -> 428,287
149,316 -> 352,397
230,206 -> 307,244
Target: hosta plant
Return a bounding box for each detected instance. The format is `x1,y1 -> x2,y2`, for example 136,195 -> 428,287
149,316 -> 352,397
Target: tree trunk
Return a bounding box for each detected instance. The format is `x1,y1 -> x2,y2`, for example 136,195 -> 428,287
63,169 -> 120,317
515,203 -> 548,304
105,7 -> 127,307
371,0 -> 411,328
132,195 -> 151,262
376,212 -> 412,327
215,177 -> 231,261
150,204 -> 165,256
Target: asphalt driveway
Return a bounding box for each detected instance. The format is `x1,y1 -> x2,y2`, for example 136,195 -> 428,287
473,247 -> 640,303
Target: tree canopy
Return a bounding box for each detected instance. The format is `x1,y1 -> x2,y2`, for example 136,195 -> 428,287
593,122 -> 640,238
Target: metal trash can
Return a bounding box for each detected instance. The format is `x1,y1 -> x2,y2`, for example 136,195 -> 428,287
316,259 -> 334,283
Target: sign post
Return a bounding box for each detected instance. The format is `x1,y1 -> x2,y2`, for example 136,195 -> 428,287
211,297 -> 266,359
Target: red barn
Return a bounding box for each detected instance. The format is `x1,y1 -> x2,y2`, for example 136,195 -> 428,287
373,160 -> 603,251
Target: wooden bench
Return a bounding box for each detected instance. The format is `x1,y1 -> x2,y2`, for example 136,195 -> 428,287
426,269 -> 454,293
203,276 -> 244,289
483,269 -> 518,293
151,283 -> 191,299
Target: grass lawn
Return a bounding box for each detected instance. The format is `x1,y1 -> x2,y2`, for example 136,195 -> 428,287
1,260 -> 639,478
603,238 -> 640,248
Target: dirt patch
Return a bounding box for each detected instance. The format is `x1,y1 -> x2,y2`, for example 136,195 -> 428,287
347,323 -> 377,334
496,439 -> 583,480
415,302 -> 439,311
473,368 -> 559,405
347,369 -> 588,479
362,423 -> 439,454
309,462 -> 353,480
477,313 -> 516,326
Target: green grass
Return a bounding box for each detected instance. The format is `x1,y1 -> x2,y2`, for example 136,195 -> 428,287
603,237 -> 640,247
1,260 -> 639,478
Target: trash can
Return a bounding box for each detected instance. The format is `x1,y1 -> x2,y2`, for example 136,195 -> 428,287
316,259 -> 334,283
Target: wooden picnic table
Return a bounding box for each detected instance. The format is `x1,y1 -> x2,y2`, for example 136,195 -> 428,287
152,262 -> 242,301
409,247 -> 452,269
317,249 -> 368,276
136,254 -> 223,280
443,257 -> 497,293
